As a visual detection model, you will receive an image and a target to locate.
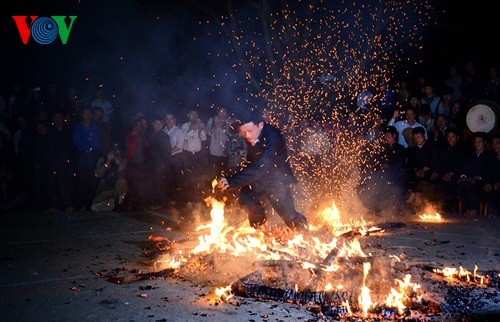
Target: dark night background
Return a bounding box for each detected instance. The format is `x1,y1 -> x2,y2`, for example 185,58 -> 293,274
1,0 -> 498,118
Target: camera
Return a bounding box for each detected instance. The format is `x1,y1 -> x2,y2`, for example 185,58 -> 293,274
112,147 -> 121,159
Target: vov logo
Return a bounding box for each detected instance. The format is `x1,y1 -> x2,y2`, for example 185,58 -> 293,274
12,16 -> 77,45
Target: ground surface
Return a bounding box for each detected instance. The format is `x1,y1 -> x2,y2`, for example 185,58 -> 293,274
1,204 -> 499,322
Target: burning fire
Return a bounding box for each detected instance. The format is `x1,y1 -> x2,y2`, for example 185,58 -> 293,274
358,262 -> 372,317
214,284 -> 233,301
311,201 -> 380,236
151,191 -> 462,318
384,274 -> 422,315
433,264 -> 487,284
419,212 -> 443,222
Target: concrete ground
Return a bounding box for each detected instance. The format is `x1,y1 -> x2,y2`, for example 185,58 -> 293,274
0,204 -> 499,322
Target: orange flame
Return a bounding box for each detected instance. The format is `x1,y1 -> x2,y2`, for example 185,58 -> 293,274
419,212 -> 443,222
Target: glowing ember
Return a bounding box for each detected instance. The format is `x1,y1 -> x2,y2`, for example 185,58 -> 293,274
419,212 -> 443,222
215,284 -> 234,301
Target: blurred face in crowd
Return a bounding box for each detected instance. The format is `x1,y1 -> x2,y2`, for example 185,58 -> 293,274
217,108 -> 227,119
413,132 -> 426,146
383,132 -> 397,145
436,115 -> 447,129
165,114 -> 176,129
93,109 -> 104,122
133,119 -> 145,135
36,123 -> 47,136
53,113 -> 65,128
446,132 -> 458,147
452,102 -> 461,114
405,108 -> 416,124
493,137 -> 500,155
152,119 -> 164,132
409,96 -> 419,107
82,108 -> 93,123
423,85 -> 434,98
239,121 -> 264,146
188,110 -> 198,122
474,136 -> 486,153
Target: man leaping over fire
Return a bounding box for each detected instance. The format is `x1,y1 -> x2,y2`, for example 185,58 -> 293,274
217,108 -> 308,232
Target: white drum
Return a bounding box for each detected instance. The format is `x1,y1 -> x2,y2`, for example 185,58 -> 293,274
466,100 -> 499,133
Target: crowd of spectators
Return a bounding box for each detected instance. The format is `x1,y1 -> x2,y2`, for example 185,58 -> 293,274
0,60 -> 499,219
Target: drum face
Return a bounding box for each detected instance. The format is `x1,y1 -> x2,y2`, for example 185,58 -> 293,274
466,101 -> 499,133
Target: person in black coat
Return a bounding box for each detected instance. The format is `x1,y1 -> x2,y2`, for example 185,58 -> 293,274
483,134 -> 500,218
358,125 -> 407,216
406,126 -> 439,209
217,109 -> 308,231
457,131 -> 495,217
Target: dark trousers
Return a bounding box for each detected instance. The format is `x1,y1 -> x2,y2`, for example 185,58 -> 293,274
47,166 -> 74,210
238,182 -> 307,230
164,153 -> 185,204
457,181 -> 483,211
146,162 -> 166,207
31,164 -> 49,210
126,162 -> 146,210
75,151 -> 99,210
484,189 -> 499,217
182,151 -> 207,203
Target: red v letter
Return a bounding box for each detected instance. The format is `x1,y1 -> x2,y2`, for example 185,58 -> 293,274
12,16 -> 38,45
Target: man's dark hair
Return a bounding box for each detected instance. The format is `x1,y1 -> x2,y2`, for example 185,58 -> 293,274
445,127 -> 460,137
93,106 -> 104,113
474,131 -> 489,143
411,126 -> 426,136
232,109 -> 263,130
383,125 -> 398,136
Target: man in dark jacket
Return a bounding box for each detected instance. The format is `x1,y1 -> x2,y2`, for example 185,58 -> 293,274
217,109 -> 308,231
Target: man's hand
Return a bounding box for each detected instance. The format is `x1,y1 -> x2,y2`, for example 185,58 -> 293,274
218,177 -> 229,191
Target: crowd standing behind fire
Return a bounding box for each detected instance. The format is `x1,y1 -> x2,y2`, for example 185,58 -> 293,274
1,61 -> 500,219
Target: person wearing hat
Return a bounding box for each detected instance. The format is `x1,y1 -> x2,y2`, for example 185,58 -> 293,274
217,109 -> 308,231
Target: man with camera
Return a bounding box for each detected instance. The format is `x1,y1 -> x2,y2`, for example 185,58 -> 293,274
91,143 -> 128,212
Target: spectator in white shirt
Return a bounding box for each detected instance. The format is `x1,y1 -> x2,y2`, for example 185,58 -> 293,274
181,109 -> 207,206
388,107 -> 426,148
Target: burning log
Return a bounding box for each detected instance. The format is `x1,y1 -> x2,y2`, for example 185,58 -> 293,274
231,282 -> 358,305
322,247 -> 339,267
253,259 -> 303,270
416,264 -> 495,287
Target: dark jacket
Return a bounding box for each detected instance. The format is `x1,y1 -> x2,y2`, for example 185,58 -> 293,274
434,141 -> 466,179
460,149 -> 495,180
227,123 -> 296,188
380,142 -> 407,184
407,139 -> 439,178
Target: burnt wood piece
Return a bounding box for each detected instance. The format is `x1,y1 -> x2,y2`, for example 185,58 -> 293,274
253,259 -> 303,269
232,282 -> 358,305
